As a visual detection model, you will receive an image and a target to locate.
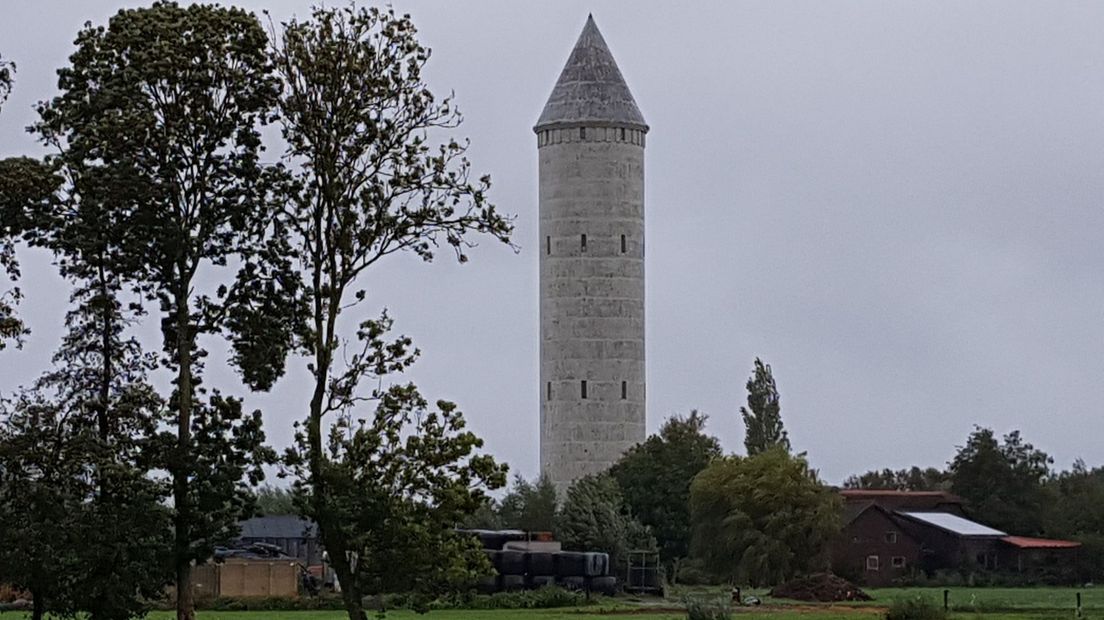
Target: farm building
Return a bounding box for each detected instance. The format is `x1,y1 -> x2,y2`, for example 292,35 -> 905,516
833,502 -> 924,586
834,490 -> 1080,585
237,516 -> 321,565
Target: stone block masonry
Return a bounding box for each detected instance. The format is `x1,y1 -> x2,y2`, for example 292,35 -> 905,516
535,15 -> 648,492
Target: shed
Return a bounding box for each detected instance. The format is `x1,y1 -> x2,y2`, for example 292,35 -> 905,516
237,516 -> 321,565
999,536 -> 1081,575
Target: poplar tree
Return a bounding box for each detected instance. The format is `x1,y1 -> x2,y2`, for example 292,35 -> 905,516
741,358 -> 791,455
271,6 -> 512,619
35,5 -> 294,618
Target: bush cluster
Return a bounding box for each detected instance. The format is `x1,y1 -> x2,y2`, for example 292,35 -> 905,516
432,586 -> 587,610
176,586 -> 589,613
884,597 -> 948,620
683,594 -> 732,620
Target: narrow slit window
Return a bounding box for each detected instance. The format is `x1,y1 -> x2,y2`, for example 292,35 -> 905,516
580,127 -> 586,140
581,380 -> 587,399
621,381 -> 627,399
621,234 -> 627,254
581,234 -> 587,252
547,381 -> 551,401
546,236 -> 551,255
620,127 -> 626,140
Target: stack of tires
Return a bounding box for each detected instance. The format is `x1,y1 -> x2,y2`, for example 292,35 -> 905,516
482,549 -> 617,595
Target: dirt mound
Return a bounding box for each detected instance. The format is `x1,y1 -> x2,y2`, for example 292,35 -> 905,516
769,573 -> 872,602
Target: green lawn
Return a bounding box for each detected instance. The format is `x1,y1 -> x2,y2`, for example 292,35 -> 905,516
7,587 -> 1103,619
133,609 -> 1104,620
823,586 -> 1095,611
5,608 -> 1102,620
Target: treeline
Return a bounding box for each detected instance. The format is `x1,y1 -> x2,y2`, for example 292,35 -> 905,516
469,359 -> 841,588
0,4 -> 510,620
475,360 -> 1104,588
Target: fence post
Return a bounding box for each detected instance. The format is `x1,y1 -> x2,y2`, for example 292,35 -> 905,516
943,589 -> 949,611
1077,591 -> 1082,618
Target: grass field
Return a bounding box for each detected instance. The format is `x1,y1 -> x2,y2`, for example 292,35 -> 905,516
136,612 -> 877,620
7,587 -> 1103,619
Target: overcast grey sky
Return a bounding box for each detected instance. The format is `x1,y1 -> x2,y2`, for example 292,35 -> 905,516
2,1 -> 1102,485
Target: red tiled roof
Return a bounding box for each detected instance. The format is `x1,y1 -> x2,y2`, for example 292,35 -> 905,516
1001,536 -> 1081,549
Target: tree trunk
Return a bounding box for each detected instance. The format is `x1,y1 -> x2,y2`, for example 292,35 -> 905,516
332,552 -> 366,620
30,588 -> 44,620
97,260 -> 112,443
175,562 -> 193,620
173,287 -> 195,620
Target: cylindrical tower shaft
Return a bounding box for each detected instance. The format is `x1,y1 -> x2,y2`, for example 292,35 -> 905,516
535,16 -> 648,492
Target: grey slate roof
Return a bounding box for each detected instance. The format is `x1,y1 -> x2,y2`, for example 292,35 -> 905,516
534,15 -> 648,132
238,515 -> 317,540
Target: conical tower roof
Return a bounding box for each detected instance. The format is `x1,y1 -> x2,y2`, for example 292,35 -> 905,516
535,15 -> 648,133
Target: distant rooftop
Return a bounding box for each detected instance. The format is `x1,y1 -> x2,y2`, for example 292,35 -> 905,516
900,511 -> 1006,537
534,15 -> 647,132
238,515 -> 316,540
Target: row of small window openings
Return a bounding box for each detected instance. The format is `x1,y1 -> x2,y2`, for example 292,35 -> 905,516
537,127 -> 645,146
547,381 -> 628,400
547,234 -> 629,254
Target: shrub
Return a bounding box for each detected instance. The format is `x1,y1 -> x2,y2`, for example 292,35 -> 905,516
885,597 -> 948,620
432,586 -> 586,610
684,594 -> 732,620
191,596 -> 346,611
675,558 -> 720,586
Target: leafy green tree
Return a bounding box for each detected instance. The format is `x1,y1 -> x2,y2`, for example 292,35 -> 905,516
255,485 -> 299,516
610,410 -> 722,571
35,288 -> 171,620
689,448 -> 839,587
949,427 -> 1052,535
1046,460 -> 1104,537
284,318 -> 506,620
34,5 -> 291,618
0,157 -> 55,350
0,392 -> 88,620
842,466 -> 950,491
1044,461 -> 1104,579
0,53 -> 12,112
459,500 -> 504,530
270,6 -> 511,619
557,473 -> 655,572
741,358 -> 790,455
499,474 -> 558,532
0,125 -> 171,618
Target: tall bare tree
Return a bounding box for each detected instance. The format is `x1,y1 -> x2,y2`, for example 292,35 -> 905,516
271,6 -> 512,619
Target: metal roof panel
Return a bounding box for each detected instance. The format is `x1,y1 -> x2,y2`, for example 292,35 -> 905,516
899,511 -> 1006,537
